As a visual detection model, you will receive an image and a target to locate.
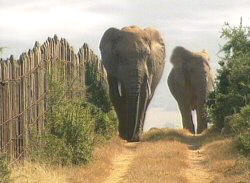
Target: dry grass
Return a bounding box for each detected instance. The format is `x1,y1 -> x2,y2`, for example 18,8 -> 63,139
123,129 -> 190,183
123,128 -> 250,183
124,140 -> 189,183
203,138 -> 250,183
10,137 -> 126,183
10,162 -> 67,183
9,128 -> 250,183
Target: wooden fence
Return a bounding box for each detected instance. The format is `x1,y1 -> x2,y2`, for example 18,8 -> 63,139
0,35 -> 106,163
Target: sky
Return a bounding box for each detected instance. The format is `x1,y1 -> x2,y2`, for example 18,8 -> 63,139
1,0 -> 250,131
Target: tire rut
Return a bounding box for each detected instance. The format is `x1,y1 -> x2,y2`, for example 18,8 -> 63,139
184,144 -> 213,183
103,143 -> 138,183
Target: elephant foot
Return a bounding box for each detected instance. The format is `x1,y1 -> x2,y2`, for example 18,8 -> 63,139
119,132 -> 140,142
197,122 -> 208,134
127,132 -> 142,142
189,128 -> 195,134
183,123 -> 195,134
127,137 -> 140,142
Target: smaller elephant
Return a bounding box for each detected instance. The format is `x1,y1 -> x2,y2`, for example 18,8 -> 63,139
168,46 -> 215,134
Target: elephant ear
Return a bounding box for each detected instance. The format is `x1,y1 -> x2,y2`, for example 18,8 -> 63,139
99,27 -> 120,76
144,28 -> 166,73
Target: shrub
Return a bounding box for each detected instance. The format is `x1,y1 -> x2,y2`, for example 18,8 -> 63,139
0,153 -> 10,183
47,100 -> 95,165
228,105 -> 250,154
27,59 -> 118,165
29,100 -> 95,165
94,109 -> 118,140
80,102 -> 118,142
207,20 -> 250,154
85,62 -> 112,112
207,20 -> 250,129
238,133 -> 250,153
229,105 -> 250,133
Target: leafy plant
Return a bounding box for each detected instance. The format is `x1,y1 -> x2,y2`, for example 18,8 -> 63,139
207,20 -> 250,129
228,105 -> 250,154
85,62 -> 112,112
27,59 -> 118,165
207,20 -> 250,154
0,153 -> 10,183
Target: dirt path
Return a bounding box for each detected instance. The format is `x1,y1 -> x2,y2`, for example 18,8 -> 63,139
184,144 -> 213,183
103,143 -> 138,183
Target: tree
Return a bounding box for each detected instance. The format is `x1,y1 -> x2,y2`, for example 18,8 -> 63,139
207,20 -> 250,129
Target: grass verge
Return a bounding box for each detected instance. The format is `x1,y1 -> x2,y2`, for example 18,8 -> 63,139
10,137 -> 125,183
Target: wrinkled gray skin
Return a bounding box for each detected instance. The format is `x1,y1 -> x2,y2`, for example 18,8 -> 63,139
168,46 -> 215,134
100,26 -> 166,141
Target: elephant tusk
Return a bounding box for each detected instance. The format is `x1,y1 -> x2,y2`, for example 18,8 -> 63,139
118,82 -> 122,97
146,77 -> 151,97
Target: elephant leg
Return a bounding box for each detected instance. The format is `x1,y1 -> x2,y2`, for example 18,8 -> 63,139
133,80 -> 151,140
138,97 -> 151,136
196,105 -> 207,134
178,101 -> 195,134
107,76 -> 128,139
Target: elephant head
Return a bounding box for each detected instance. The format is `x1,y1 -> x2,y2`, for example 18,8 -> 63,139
99,26 -> 166,141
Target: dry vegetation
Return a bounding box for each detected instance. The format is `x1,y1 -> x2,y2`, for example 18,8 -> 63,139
203,139 -> 250,183
10,137 -> 126,183
9,128 -> 250,183
125,131 -> 189,183
123,128 -> 250,183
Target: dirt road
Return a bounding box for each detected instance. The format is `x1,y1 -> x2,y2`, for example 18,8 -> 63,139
103,131 -> 214,183
184,145 -> 213,183
103,144 -> 137,183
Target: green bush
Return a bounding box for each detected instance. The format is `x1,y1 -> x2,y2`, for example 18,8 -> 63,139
238,133 -> 250,153
207,21 -> 250,129
208,92 -> 245,129
94,109 -> 118,140
27,59 -> 118,165
0,153 -> 10,183
229,105 -> 250,133
46,100 -> 95,165
85,62 -> 112,112
228,105 -> 250,153
207,20 -> 250,154
29,133 -> 73,166
29,100 -> 95,165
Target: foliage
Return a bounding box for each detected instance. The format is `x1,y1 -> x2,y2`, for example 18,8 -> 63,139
228,105 -> 250,153
94,109 -> 118,140
28,60 -> 118,165
207,20 -> 250,129
207,20 -> 250,154
85,62 -> 112,112
0,153 -> 10,183
33,100 -> 95,165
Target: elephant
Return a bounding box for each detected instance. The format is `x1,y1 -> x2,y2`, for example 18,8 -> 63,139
99,26 -> 166,142
167,46 -> 215,134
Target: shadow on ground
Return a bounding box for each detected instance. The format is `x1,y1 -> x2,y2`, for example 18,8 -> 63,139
141,127 -> 225,150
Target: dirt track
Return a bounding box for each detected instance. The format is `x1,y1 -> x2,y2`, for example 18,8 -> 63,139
103,143 -> 138,183
103,134 -> 214,183
184,145 -> 213,183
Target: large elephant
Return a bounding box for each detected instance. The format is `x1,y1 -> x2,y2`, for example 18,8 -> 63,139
168,46 -> 215,134
99,26 -> 166,142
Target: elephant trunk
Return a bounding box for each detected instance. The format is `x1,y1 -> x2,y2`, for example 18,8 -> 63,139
126,74 -> 150,142
126,82 -> 141,141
